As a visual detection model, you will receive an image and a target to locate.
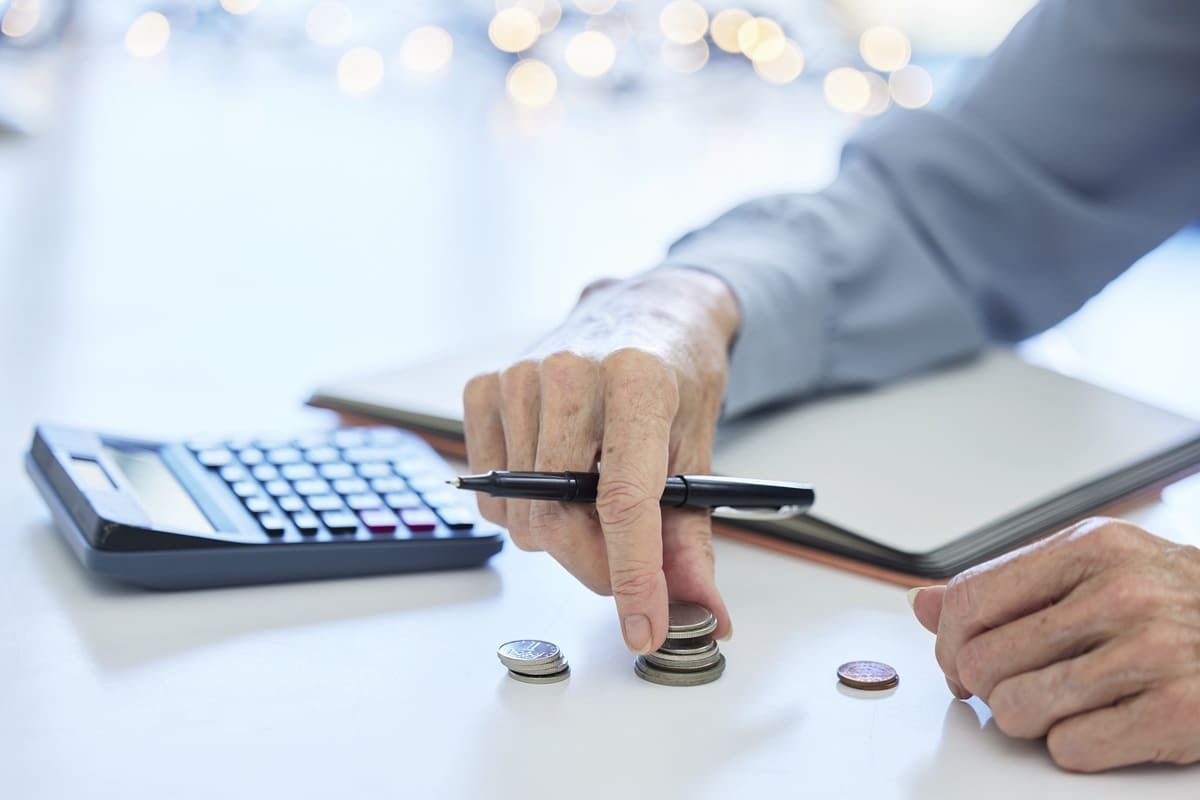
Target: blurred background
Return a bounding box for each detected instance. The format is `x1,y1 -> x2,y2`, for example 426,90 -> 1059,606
0,0 -> 1195,458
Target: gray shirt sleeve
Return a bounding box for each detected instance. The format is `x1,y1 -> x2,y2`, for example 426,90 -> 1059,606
660,0 -> 1200,418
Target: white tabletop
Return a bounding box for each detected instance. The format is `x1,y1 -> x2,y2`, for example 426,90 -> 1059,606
3,42 -> 1199,799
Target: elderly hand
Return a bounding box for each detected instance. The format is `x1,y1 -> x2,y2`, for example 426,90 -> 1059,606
462,269 -> 739,653
910,517 -> 1200,772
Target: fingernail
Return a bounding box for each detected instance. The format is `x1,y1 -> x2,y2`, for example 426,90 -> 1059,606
906,587 -> 924,608
622,614 -> 652,654
719,622 -> 733,642
945,677 -> 970,699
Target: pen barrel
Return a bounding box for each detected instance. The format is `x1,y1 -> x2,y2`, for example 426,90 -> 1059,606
669,476 -> 815,511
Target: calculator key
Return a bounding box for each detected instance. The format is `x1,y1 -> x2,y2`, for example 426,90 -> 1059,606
186,437 -> 222,452
254,436 -> 292,451
220,465 -> 249,483
293,479 -> 332,496
252,464 -> 280,482
226,437 -> 255,451
357,463 -> 392,479
406,475 -> 449,494
436,507 -> 477,530
344,447 -> 403,464
277,495 -> 306,513
419,489 -> 461,509
265,479 -> 292,497
332,478 -> 369,495
244,496 -> 272,514
291,512 -> 321,534
346,493 -> 383,511
259,514 -> 288,536
294,432 -> 331,450
266,447 -> 302,465
367,428 -> 404,445
232,481 -> 260,498
304,447 -> 340,464
307,494 -> 344,512
345,494 -> 381,513
238,448 -> 265,466
399,508 -> 439,533
384,491 -> 423,510
359,509 -> 398,534
391,457 -> 428,476
317,462 -> 355,480
321,511 -> 359,533
197,448 -> 233,468
370,477 -> 408,494
331,430 -> 368,449
280,463 -> 317,481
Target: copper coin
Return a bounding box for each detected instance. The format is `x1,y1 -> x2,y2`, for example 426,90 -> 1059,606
837,660 -> 899,690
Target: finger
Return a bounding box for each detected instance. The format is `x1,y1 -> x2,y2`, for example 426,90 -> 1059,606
935,518 -> 1136,687
660,426 -> 730,639
909,585 -> 945,634
662,507 -> 731,639
531,353 -> 609,592
953,578 -> 1114,701
462,373 -> 508,526
596,350 -> 677,654
988,624 -> 1182,740
497,361 -> 542,551
1046,678 -> 1200,772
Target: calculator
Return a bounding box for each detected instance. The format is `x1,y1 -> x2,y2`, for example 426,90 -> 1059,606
25,424 -> 504,589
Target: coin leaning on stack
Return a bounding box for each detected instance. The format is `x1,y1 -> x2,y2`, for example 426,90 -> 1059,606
635,601 -> 726,687
497,639 -> 570,684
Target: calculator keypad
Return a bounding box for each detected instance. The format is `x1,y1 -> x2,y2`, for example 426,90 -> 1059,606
188,428 -> 487,542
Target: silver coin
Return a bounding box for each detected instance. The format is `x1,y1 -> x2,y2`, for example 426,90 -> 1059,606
497,639 -> 562,670
508,667 -> 570,685
666,602 -> 717,639
506,655 -> 568,676
635,654 -> 725,687
659,636 -> 715,655
643,644 -> 722,671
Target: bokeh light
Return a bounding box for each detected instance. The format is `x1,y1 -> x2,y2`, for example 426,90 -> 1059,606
737,17 -> 785,63
506,59 -> 557,108
1,0 -> 40,39
220,0 -> 260,16
489,7 -> 540,53
306,1 -> 353,48
338,46 -> 385,96
889,64 -> 934,108
401,25 -> 454,75
658,0 -> 708,46
125,11 -> 171,59
753,39 -> 804,85
709,8 -> 750,54
574,0 -> 616,15
564,30 -> 616,78
824,67 -> 871,113
859,26 -> 911,72
862,72 -> 891,115
661,39 -> 709,74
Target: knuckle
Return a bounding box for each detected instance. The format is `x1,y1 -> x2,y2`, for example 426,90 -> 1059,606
499,359 -> 540,397
1069,516 -> 1141,555
608,562 -> 660,600
463,372 -> 499,412
540,351 -> 597,392
954,641 -> 991,697
942,573 -> 976,624
601,348 -> 680,415
1103,569 -> 1163,619
527,502 -> 568,537
596,479 -> 659,529
988,680 -> 1034,738
1046,724 -> 1096,772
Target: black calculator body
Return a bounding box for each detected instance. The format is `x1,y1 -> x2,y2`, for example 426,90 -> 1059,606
26,424 -> 504,589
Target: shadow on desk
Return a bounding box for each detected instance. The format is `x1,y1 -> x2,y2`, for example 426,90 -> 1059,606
25,521 -> 503,670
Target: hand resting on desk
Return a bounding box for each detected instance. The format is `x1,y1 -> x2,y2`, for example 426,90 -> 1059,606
910,517 -> 1200,772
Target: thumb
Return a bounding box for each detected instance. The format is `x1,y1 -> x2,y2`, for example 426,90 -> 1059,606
908,585 -> 946,634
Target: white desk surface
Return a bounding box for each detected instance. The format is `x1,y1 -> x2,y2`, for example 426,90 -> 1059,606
3,46 -> 1199,799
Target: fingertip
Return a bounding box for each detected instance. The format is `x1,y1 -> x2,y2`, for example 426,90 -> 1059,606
910,584 -> 946,634
622,613 -> 653,654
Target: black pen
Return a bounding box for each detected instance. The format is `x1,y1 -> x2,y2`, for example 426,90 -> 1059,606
449,470 -> 815,516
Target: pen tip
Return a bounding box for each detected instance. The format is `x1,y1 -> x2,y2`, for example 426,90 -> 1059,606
447,478 -> 461,488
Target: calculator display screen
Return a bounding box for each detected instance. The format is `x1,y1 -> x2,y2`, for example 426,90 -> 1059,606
104,446 -> 215,534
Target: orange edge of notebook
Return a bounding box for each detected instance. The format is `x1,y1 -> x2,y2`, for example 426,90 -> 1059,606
320,408 -> 1191,590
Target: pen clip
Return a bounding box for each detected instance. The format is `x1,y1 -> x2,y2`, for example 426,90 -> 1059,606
711,505 -> 808,521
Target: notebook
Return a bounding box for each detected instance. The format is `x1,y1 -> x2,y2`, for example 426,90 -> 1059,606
308,339 -> 1200,581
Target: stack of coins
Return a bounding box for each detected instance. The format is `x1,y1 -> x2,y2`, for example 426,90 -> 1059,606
497,639 -> 570,684
635,601 -> 725,687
